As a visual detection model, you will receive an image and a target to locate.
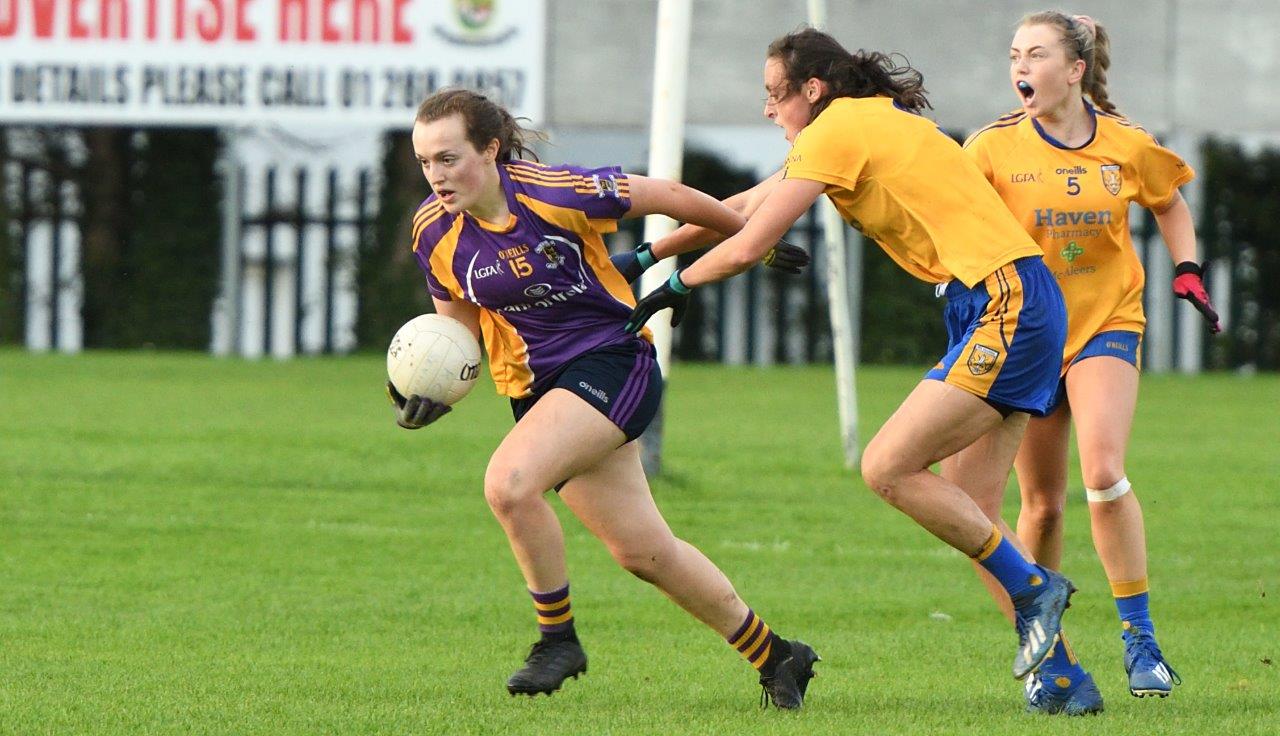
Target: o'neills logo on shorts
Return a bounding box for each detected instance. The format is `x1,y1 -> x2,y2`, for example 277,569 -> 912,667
967,345 -> 1000,376
578,381 -> 609,404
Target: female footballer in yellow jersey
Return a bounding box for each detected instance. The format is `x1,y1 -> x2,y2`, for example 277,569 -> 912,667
964,11 -> 1220,707
627,28 -> 1081,688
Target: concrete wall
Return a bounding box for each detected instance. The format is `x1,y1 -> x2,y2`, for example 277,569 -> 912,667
546,0 -> 1280,138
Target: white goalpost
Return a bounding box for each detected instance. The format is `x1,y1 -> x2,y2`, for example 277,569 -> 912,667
807,0 -> 863,469
638,0 -> 692,475
640,0 -> 861,473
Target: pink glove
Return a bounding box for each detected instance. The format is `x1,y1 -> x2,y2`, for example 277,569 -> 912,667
1172,262 -> 1222,333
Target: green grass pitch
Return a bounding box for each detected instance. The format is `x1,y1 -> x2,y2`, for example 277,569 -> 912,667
1,349 -> 1276,735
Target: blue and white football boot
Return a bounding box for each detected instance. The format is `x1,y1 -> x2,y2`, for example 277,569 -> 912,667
1024,671 -> 1105,715
1011,568 -> 1077,679
1124,629 -> 1181,697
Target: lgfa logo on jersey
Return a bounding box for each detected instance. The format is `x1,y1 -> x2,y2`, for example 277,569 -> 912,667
1101,164 -> 1123,196
473,260 -> 505,280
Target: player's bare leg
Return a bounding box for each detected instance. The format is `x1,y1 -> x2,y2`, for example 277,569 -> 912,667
941,413 -> 1029,623
1066,357 -> 1178,697
561,441 -> 747,633
484,389 -> 621,592
482,389 -> 629,696
1065,358 -> 1146,583
946,412 -> 1101,714
1014,405 -> 1073,570
561,439 -> 818,708
861,379 -> 1075,679
863,381 -> 1014,552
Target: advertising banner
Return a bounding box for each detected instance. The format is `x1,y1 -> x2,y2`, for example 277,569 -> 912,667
0,0 -> 544,126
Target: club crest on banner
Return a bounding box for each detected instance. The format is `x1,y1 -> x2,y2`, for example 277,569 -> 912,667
437,0 -> 519,45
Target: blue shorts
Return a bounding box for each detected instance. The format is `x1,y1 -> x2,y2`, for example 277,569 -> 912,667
1046,330 -> 1142,413
511,336 -> 662,444
925,256 -> 1068,417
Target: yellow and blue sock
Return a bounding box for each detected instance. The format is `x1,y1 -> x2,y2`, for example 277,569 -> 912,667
1037,632 -> 1088,693
1112,578 -> 1154,640
972,526 -> 1047,602
531,583 -> 576,642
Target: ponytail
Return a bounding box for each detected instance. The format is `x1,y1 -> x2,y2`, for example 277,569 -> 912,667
767,27 -> 931,122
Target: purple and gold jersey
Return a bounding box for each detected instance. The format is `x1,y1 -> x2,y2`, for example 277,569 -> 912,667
410,161 -> 648,399
964,103 -> 1193,367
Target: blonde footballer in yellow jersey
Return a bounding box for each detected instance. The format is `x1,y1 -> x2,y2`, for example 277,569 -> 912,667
627,28 -> 1081,691
964,11 -> 1220,708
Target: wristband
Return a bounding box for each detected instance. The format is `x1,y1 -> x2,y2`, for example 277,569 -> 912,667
636,242 -> 657,270
669,270 -> 691,294
1174,261 -> 1202,277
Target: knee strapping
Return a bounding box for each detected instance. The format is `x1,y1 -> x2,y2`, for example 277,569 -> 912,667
1086,476 -> 1131,503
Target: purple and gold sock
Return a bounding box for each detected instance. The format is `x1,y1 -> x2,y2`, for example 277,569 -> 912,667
728,609 -> 777,671
531,583 -> 575,641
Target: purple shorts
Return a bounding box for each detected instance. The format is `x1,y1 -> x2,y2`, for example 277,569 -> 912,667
511,336 -> 662,443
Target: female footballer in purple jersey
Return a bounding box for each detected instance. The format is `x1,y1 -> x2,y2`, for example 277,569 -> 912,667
959,12 -> 1218,709
629,28 -> 1080,690
389,89 -> 818,707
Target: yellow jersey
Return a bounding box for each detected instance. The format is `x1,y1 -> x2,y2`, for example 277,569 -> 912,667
783,96 -> 1043,287
964,104 -> 1193,364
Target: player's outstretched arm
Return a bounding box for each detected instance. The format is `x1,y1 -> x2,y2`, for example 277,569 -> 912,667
622,175 -> 746,238
678,177 -> 824,288
1154,191 -> 1221,333
610,171 -> 807,283
625,177 -> 824,333
648,170 -> 786,260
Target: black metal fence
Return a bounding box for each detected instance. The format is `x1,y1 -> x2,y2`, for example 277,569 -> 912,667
230,165 -> 375,357
1,155 -> 81,350
2,128 -> 1278,372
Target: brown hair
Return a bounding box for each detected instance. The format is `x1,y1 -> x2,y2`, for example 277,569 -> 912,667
415,89 -> 543,162
1021,11 -> 1116,114
766,27 -> 931,122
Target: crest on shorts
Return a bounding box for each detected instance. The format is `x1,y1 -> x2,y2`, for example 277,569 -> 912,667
1100,164 -> 1122,196
967,345 -> 1000,376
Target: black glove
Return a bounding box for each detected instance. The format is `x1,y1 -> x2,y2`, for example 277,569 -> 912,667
609,242 -> 657,284
1172,261 -> 1222,333
763,238 -> 810,274
386,380 -> 451,430
625,270 -> 691,333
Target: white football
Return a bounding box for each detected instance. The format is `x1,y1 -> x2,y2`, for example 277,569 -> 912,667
387,314 -> 482,405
